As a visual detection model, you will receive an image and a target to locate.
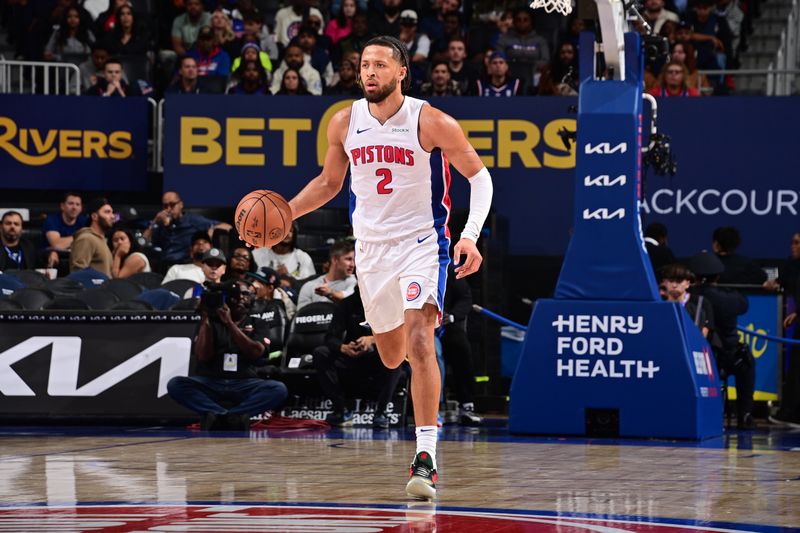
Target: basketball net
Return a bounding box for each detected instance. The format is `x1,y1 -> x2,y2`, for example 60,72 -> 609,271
529,0 -> 573,16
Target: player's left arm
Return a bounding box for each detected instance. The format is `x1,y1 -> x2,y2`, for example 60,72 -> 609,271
420,105 -> 494,279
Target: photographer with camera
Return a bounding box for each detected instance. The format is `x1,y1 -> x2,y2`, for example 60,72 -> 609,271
689,251 -> 755,429
167,277 -> 288,431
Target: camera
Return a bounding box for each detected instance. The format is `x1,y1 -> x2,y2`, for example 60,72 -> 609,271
199,280 -> 241,312
643,34 -> 670,64
643,132 -> 677,177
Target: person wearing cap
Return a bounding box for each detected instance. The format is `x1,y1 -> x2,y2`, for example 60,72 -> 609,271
188,26 -> 232,78
397,10 -> 430,63
249,266 -> 297,319
246,267 -> 291,350
689,251 -> 755,429
161,231 -> 212,285
200,248 -> 228,285
477,50 -> 522,97
167,277 -> 288,431
274,0 -> 325,47
231,41 -> 273,75
69,198 -> 115,277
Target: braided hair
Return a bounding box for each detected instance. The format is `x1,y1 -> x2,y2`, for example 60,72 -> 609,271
360,35 -> 412,93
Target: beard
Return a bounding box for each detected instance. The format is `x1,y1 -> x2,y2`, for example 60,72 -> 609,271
363,77 -> 398,103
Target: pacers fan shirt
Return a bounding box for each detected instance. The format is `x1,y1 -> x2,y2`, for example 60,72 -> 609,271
344,97 -> 451,243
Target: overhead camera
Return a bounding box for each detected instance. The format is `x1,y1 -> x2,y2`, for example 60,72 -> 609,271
643,132 -> 677,177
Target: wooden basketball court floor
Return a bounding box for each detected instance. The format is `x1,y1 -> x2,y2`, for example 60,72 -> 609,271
0,423 -> 798,532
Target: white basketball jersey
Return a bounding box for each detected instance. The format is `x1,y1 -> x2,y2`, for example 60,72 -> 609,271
344,97 -> 452,243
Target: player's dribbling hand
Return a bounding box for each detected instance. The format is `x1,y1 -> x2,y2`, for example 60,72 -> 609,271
453,238 -> 482,279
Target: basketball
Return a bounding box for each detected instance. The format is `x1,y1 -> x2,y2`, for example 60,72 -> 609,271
234,190 -> 293,248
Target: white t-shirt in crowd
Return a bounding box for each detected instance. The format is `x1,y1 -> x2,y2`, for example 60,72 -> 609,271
161,263 -> 205,285
253,247 -> 316,280
297,274 -> 357,310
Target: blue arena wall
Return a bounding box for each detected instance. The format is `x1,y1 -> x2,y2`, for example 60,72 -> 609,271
2,94 -> 798,258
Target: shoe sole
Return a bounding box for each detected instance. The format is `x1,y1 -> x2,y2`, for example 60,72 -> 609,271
406,477 -> 436,500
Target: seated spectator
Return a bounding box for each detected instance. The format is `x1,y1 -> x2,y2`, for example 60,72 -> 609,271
246,267 -> 291,349
102,4 -> 150,57
167,279 -> 288,431
715,0 -> 744,65
670,42 -> 712,95
447,37 -> 479,96
234,9 -> 279,61
428,12 -> 465,63
644,222 -> 677,272
85,57 -> 147,96
642,0 -> 680,34
223,247 -> 254,282
188,26 -> 231,79
419,61 -> 461,97
70,198 -> 114,277
293,25 -> 333,87
537,41 -> 579,96
227,58 -> 271,94
200,248 -> 227,286
468,9 -> 513,60
166,55 -> 206,94
44,5 -> 94,64
170,0 -> 211,57
476,51 -> 522,97
42,192 -> 88,271
270,44 -> 322,95
336,12 -> 372,65
648,61 -> 699,97
325,0 -> 357,46
143,191 -> 232,267
109,227 -> 151,279
313,286 -> 405,427
274,0 -> 324,48
0,211 -> 41,272
658,263 -> 713,337
297,240 -> 356,310
92,0 -> 128,41
210,7 -> 238,59
439,271 -> 483,426
686,0 -> 732,71
275,67 -> 312,95
325,59 -> 361,96
712,226 -> 767,285
496,7 -> 549,91
162,231 -> 212,285
79,43 -> 110,91
369,0 -> 402,38
398,10 -> 430,63
419,0 -> 460,56
230,42 -> 273,78
252,223 -> 315,282
248,266 -> 297,321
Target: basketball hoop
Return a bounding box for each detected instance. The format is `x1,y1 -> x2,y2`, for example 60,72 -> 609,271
529,0 -> 573,16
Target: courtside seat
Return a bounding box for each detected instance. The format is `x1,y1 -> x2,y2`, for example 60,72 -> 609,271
281,301 -> 337,373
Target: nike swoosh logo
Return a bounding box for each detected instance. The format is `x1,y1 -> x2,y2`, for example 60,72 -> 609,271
417,234 -> 433,244
356,128 -> 372,134
419,428 -> 434,432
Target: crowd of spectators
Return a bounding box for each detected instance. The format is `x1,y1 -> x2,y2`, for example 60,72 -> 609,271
1,0 -> 757,97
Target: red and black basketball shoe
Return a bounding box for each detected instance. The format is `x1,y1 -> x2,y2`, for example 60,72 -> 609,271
405,452 -> 437,500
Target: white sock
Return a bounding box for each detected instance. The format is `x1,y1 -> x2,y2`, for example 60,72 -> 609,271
415,426 -> 438,469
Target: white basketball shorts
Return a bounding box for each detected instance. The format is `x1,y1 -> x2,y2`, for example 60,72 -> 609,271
356,229 -> 451,334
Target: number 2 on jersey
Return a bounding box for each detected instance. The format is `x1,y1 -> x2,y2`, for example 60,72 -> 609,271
376,168 -> 393,195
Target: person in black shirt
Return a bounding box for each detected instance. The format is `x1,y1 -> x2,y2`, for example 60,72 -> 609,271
167,279 -> 288,430
313,286 -> 405,428
712,226 -> 767,286
0,211 -> 40,272
689,251 -> 755,429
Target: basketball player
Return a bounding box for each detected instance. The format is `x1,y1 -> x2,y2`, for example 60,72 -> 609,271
285,36 -> 493,500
